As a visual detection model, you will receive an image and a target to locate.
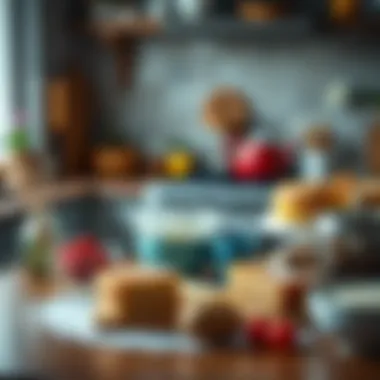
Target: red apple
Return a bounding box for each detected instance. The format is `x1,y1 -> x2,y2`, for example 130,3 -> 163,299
59,235 -> 109,282
231,140 -> 289,181
265,319 -> 296,351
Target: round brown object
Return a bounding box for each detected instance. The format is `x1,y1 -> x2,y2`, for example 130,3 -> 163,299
190,301 -> 243,347
203,87 -> 252,137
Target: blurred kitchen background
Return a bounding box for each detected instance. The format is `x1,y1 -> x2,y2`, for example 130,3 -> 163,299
2,0 -> 380,273
5,1 -> 380,375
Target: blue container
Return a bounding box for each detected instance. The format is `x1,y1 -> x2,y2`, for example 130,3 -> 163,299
211,232 -> 262,284
136,235 -> 211,278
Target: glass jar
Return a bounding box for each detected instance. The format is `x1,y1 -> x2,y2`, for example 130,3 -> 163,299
20,210 -> 60,281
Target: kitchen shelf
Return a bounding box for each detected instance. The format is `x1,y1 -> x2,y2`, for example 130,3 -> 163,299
90,17 -> 162,41
91,15 -> 314,41
90,17 -> 162,87
159,16 -> 315,39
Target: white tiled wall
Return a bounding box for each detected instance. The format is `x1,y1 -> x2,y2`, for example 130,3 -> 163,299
92,38 -> 380,171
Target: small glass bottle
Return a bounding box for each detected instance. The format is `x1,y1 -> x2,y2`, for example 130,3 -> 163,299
300,125 -> 335,182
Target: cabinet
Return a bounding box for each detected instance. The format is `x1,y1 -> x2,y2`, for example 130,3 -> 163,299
47,69 -> 93,176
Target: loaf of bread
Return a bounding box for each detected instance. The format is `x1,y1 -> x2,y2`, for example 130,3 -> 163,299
95,265 -> 180,330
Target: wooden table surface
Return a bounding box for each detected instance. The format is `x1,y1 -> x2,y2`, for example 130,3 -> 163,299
33,335 -> 380,380
18,271 -> 380,380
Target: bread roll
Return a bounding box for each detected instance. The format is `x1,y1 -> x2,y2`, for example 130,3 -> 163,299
271,182 -> 328,224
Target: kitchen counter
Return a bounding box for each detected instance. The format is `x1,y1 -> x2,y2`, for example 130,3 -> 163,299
20,275 -> 380,380
0,179 -> 146,218
0,179 -> 273,218
34,336 -> 380,380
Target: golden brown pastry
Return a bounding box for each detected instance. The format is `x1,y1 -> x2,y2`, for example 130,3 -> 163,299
95,265 -> 180,330
203,87 -> 252,137
271,182 -> 329,224
323,173 -> 358,210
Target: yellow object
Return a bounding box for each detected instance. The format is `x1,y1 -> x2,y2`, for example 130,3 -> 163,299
271,182 -> 328,224
271,177 -> 380,225
164,151 -> 195,179
271,180 -> 359,225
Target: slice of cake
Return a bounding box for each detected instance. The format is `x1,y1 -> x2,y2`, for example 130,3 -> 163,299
95,265 -> 180,330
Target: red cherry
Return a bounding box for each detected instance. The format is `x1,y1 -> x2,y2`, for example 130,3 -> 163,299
265,319 -> 296,351
246,318 -> 270,346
